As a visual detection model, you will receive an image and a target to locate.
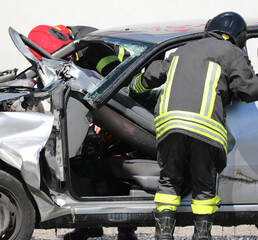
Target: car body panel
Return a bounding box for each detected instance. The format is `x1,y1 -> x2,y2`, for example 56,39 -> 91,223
219,101 -> 258,204
0,112 -> 53,175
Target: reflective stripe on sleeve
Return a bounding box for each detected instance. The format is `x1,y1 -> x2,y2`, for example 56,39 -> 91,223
131,73 -> 150,93
118,46 -> 125,62
96,55 -> 120,74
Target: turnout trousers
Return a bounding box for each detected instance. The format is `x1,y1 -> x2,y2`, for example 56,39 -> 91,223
154,133 -> 221,214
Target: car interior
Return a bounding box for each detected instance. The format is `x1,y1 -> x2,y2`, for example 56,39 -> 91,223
63,44 -> 192,201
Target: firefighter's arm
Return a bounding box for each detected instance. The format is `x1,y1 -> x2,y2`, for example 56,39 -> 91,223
130,58 -> 170,94
229,53 -> 258,103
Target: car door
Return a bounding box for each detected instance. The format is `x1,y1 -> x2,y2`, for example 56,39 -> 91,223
218,26 -> 258,204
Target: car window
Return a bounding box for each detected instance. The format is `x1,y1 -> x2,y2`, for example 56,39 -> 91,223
84,38 -> 154,108
246,37 -> 258,72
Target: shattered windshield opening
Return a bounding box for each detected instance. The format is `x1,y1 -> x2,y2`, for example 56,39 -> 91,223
83,37 -> 154,107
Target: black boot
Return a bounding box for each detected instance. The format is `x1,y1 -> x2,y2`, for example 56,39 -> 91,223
117,227 -> 138,240
154,209 -> 176,240
63,227 -> 103,240
192,214 -> 214,240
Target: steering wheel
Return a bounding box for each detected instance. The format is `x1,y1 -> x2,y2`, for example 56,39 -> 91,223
9,27 -> 55,69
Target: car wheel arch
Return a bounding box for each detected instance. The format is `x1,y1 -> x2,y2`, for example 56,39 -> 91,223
0,159 -> 41,225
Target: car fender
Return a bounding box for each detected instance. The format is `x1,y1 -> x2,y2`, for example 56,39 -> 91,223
0,112 -> 54,189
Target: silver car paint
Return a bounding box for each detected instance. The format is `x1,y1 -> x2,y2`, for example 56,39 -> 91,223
219,101 -> 258,204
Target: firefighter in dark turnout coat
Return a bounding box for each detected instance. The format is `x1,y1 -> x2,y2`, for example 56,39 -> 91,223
130,12 -> 258,240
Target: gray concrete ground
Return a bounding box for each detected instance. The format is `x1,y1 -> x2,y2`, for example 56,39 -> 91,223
32,225 -> 258,239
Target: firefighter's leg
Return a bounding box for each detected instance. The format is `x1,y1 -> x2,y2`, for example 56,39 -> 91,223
189,138 -> 220,240
154,133 -> 188,240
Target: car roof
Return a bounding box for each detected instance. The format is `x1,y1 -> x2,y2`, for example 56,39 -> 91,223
89,21 -> 205,44
88,20 -> 258,44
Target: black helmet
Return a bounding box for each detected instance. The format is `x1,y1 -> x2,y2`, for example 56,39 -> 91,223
205,12 -> 247,49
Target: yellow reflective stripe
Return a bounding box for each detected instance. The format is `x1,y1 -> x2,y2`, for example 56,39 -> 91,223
200,62 -> 213,115
159,56 -> 179,115
191,205 -> 219,214
96,55 -> 120,73
208,65 -> 221,117
191,195 -> 221,214
118,46 -> 125,62
156,205 -> 178,212
193,195 -> 221,205
155,110 -> 227,140
75,52 -> 79,61
163,56 -> 179,113
200,62 -> 221,118
132,73 -> 150,93
154,193 -> 181,205
155,119 -> 227,154
222,34 -> 230,40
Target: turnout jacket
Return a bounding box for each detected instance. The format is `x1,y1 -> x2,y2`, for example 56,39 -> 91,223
131,33 -> 258,169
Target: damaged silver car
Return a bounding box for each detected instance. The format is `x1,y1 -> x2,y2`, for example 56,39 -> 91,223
1,21 -> 258,239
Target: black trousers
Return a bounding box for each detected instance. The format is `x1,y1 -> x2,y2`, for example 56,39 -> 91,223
156,133 -> 218,200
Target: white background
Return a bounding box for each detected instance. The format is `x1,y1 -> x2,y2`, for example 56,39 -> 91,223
1,0 -> 258,71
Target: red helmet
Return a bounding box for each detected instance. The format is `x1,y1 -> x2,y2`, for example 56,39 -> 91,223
28,25 -> 73,60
